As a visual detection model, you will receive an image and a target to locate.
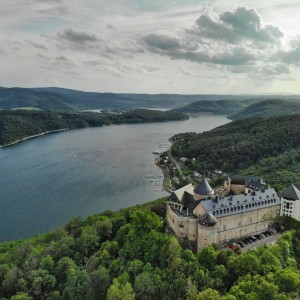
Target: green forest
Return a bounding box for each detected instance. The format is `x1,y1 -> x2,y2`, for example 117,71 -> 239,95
0,197 -> 299,300
0,109 -> 188,146
171,114 -> 300,189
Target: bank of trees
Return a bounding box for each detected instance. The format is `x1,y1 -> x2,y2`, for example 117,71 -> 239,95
171,115 -> 300,189
0,109 -> 188,146
0,197 -> 300,299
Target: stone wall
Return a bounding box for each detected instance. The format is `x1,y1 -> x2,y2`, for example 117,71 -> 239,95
166,204 -> 198,241
216,204 -> 280,243
197,224 -> 217,251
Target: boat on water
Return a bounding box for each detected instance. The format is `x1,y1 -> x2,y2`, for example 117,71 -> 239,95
152,150 -> 162,155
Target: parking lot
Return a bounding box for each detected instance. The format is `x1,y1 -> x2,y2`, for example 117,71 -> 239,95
222,230 -> 283,253
240,232 -> 282,252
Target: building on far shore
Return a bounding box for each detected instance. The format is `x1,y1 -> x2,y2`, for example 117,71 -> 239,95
281,184 -> 300,221
166,176 -> 282,251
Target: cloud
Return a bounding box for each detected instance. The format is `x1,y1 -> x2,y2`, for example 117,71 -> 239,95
142,31 -> 255,66
142,33 -> 182,51
27,40 -> 48,50
0,49 -> 6,55
58,28 -> 100,44
193,7 -> 283,44
38,54 -> 75,69
276,36 -> 300,65
106,24 -> 117,30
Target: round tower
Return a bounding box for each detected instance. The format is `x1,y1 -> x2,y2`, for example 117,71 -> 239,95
197,212 -> 218,251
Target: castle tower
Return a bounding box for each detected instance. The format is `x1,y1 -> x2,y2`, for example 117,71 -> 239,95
194,177 -> 214,200
197,212 -> 217,251
281,184 -> 300,221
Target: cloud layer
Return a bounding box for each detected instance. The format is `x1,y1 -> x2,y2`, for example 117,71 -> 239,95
0,1 -> 299,94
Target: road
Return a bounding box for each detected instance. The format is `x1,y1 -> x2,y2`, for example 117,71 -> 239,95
167,149 -> 184,179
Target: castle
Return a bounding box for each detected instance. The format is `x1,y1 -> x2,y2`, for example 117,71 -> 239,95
166,176 -> 299,251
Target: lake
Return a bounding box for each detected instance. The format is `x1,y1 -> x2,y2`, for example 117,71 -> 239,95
0,115 -> 230,242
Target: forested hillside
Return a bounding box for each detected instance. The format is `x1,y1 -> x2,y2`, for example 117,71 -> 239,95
230,99 -> 300,120
0,109 -> 188,146
0,197 -> 299,300
171,115 -> 300,189
172,100 -> 247,115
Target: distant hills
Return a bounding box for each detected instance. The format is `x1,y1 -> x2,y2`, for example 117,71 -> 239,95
0,88 -> 75,112
172,99 -> 248,115
1,87 -> 300,118
1,87 -> 240,112
230,99 -> 300,120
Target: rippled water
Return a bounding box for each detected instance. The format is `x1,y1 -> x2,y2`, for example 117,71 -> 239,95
0,115 -> 230,241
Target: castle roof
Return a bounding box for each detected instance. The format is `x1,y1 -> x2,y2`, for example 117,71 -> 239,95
199,212 -> 217,225
228,176 -> 268,191
172,184 -> 194,203
200,188 -> 281,218
282,184 -> 300,201
194,177 -> 214,196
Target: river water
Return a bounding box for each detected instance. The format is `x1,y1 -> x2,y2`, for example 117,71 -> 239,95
0,115 -> 230,242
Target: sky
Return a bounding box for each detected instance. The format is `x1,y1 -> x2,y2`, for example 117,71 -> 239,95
1,0 -> 300,94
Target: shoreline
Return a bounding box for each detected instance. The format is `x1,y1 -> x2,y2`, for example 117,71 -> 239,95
0,128 -> 69,148
154,155 -> 173,194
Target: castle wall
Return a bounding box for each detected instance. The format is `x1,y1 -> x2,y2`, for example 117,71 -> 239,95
193,204 -> 205,217
166,204 -> 198,241
230,184 -> 245,195
216,204 -> 280,243
197,224 -> 217,251
281,199 -> 300,221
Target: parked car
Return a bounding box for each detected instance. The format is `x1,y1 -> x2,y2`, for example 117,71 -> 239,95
228,244 -> 236,250
254,234 -> 262,240
250,236 -> 257,241
242,239 -> 250,245
238,241 -> 245,248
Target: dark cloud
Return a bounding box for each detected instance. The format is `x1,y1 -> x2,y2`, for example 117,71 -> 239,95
38,54 -> 74,69
194,7 -> 283,44
35,0 -> 63,2
142,31 -> 255,66
58,28 -> 100,44
27,40 -> 48,50
106,24 -> 117,30
276,36 -> 300,65
143,33 -> 182,51
260,64 -> 290,76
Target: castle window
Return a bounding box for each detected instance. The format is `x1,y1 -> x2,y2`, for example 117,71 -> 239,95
212,211 -> 215,215
179,224 -> 184,228
245,204 -> 248,208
